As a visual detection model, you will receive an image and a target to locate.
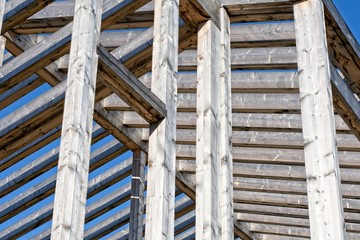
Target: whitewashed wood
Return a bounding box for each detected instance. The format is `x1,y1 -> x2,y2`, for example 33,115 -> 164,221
249,223 -> 310,238
129,150 -> 146,240
50,1 -> 103,239
145,0 -> 179,239
294,0 -> 345,239
196,19 -> 221,239
218,8 -> 234,240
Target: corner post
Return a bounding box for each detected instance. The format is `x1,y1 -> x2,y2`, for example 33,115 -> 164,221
294,0 -> 345,239
50,0 -> 102,239
145,0 -> 179,238
196,18 -> 222,239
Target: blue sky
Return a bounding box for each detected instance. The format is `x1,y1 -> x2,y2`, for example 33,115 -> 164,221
334,0 -> 360,41
0,1 -> 359,239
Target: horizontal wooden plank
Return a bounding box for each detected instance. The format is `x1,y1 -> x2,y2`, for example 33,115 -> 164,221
233,177 -> 360,199
176,145 -> 360,168
177,160 -> 360,183
103,92 -> 301,113
57,47 -> 298,71
121,111 -> 350,132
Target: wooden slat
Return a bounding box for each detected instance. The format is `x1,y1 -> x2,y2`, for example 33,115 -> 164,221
58,47 -> 298,71
294,0 -> 346,239
145,0 -> 179,238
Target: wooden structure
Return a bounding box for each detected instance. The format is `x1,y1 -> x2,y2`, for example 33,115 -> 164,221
0,0 -> 360,239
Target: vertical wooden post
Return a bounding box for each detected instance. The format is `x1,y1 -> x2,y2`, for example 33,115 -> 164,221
145,0 -> 179,238
0,0 -> 5,66
219,8 -> 234,240
196,19 -> 221,239
50,0 -> 102,239
129,150 -> 146,240
294,0 -> 345,239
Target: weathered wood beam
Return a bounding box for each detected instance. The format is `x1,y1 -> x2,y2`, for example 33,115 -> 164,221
129,150 -> 146,240
234,221 -> 262,240
321,0 -> 360,96
177,144 -> 360,168
219,8 -> 234,240
294,0 -> 345,239
330,65 -> 360,141
195,19 -> 221,239
59,47 -> 298,71
93,102 -> 147,152
181,0 -> 220,28
233,190 -> 360,215
120,111 -> 350,133
31,182 -> 132,240
0,140 -> 128,225
97,45 -> 166,123
0,0 -> 150,94
249,223 -> 310,238
237,212 -> 360,235
0,132 -> 120,198
234,203 -> 360,223
223,0 -> 296,23
104,92 -> 301,113
0,157 -> 133,239
11,0 -> 152,34
233,177 -> 360,199
50,1 -> 103,239
2,0 -> 54,34
145,0 -> 178,238
178,160 -> 360,183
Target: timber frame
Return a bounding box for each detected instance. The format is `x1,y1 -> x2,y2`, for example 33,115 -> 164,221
0,0 -> 360,239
